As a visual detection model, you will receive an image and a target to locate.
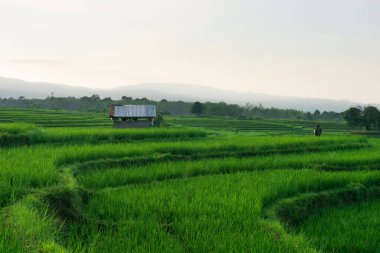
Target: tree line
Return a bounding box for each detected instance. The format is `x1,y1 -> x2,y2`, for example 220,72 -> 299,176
0,95 -> 343,121
344,106 -> 380,131
190,101 -> 341,120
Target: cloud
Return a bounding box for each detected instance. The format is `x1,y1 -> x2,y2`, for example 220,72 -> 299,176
0,0 -> 133,15
8,59 -> 70,66
0,0 -> 221,17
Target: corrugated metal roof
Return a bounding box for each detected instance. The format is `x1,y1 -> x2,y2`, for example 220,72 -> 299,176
111,105 -> 156,118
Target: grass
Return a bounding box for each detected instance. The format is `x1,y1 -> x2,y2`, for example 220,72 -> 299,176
273,183 -> 380,228
81,170 -> 380,253
37,127 -> 208,144
0,107 -> 353,135
0,195 -> 64,253
75,148 -> 380,189
0,123 -> 41,146
0,108 -> 379,252
0,124 -> 207,146
0,108 -> 110,127
300,200 -> 380,253
168,116 -> 351,135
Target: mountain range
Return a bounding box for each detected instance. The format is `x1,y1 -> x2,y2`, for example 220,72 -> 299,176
0,76 -> 370,112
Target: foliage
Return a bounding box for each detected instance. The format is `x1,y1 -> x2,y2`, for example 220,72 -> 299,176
191,101 -> 204,116
344,107 -> 363,128
363,106 -> 380,130
153,113 -> 165,127
344,106 -> 380,130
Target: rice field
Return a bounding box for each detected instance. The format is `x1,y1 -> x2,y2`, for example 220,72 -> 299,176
0,107 -> 110,127
0,107 -> 352,135
168,116 -> 351,135
0,108 -> 379,252
300,200 -> 380,252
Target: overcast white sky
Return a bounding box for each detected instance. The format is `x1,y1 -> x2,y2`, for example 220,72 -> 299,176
0,0 -> 379,103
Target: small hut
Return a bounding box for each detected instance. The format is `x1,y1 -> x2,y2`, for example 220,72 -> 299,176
108,104 -> 156,128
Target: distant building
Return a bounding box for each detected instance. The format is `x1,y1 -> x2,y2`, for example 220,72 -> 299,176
108,104 -> 156,128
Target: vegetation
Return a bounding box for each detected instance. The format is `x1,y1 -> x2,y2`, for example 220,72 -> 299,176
153,113 -> 166,127
301,200 -> 380,252
0,107 -> 353,136
344,106 -> 380,130
0,96 -> 343,120
191,101 -> 204,116
0,106 -> 380,252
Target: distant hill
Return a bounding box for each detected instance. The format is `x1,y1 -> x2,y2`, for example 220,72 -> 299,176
0,77 -> 95,98
0,76 -> 369,112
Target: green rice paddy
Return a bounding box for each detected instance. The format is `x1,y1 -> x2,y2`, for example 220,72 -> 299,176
0,108 -> 379,252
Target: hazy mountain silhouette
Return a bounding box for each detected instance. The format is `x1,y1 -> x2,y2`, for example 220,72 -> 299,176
0,76 -> 368,112
0,76 -> 95,98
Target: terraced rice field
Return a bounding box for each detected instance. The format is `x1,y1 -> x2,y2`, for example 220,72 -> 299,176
0,107 -> 351,136
1,107 -> 379,252
0,108 -> 110,127
1,115 -> 380,252
168,116 -> 350,135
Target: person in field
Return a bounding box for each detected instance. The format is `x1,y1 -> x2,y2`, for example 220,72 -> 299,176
314,125 -> 322,136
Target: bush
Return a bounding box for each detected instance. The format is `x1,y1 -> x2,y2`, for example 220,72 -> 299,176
153,113 -> 166,127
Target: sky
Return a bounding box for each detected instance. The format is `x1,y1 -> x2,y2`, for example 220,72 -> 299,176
0,0 -> 379,103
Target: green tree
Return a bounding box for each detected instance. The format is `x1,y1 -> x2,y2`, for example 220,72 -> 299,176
91,94 -> 100,102
80,96 -> 91,103
344,107 -> 362,129
314,109 -> 321,117
153,113 -> 165,127
191,102 -> 204,116
362,106 -> 379,130
122,96 -> 132,101
102,97 -> 112,103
